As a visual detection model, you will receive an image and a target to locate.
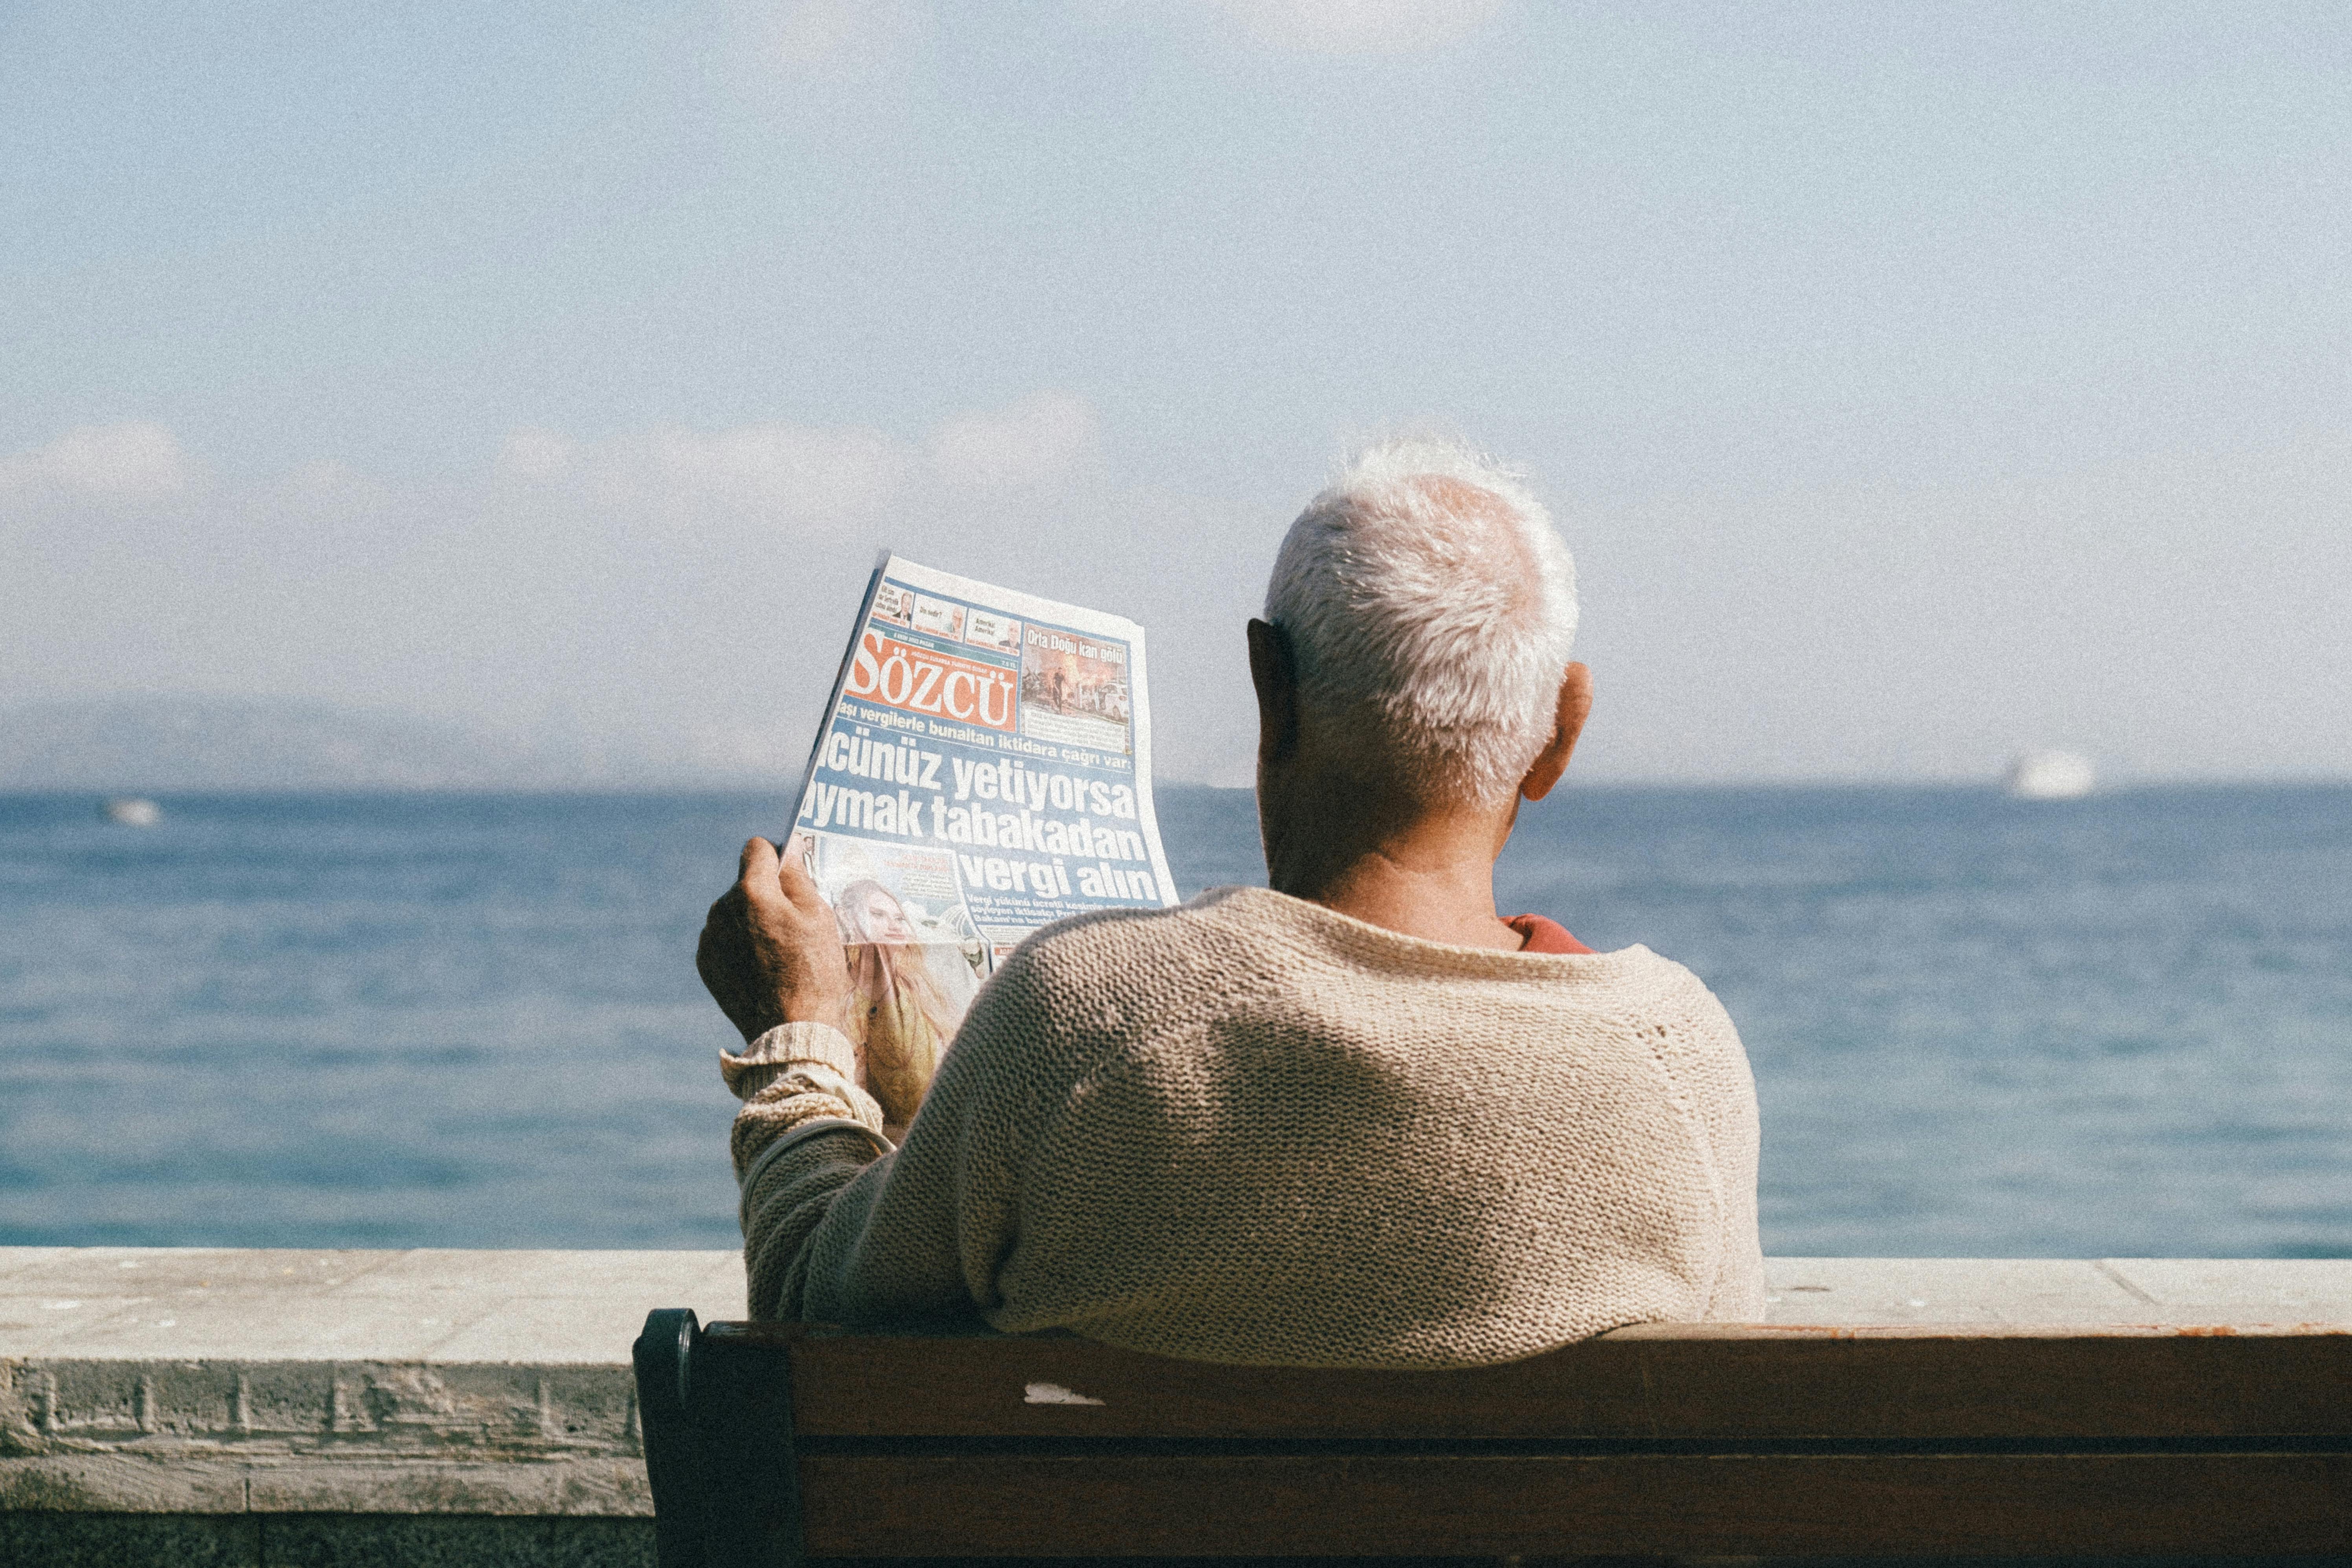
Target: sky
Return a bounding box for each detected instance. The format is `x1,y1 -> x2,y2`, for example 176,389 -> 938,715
3,0 -> 2348,785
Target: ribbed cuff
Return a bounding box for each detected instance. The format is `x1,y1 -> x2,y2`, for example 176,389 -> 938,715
720,1020 -> 858,1101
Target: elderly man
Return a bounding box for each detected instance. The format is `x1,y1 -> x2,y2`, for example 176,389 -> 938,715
696,439 -> 1764,1368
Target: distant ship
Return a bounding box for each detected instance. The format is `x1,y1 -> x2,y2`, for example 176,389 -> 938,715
102,796 -> 162,827
2005,752 -> 2095,801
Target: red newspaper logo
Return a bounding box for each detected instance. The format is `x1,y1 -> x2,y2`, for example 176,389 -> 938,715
845,629 -> 1018,732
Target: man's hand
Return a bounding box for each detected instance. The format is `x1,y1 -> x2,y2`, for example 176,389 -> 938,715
696,837 -> 853,1044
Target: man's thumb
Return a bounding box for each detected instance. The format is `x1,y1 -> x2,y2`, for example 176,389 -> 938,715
738,836 -> 782,899
774,844 -> 823,906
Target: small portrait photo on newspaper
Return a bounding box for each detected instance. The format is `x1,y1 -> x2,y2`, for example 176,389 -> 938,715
910,592 -> 967,642
871,581 -> 917,628
964,608 -> 1021,655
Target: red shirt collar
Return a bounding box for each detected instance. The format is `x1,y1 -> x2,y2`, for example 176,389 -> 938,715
1503,913 -> 1593,954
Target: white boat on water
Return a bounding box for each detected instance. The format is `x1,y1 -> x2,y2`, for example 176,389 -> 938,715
102,796 -> 162,827
2005,751 -> 2096,801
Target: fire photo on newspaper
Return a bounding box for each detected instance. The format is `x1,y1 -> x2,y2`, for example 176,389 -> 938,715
1019,625 -> 1132,755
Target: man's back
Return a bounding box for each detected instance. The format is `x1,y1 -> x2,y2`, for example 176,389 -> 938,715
705,437 -> 1767,1366
740,886 -> 1763,1368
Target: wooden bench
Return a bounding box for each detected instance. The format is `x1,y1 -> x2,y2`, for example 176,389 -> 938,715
633,1308 -> 2352,1565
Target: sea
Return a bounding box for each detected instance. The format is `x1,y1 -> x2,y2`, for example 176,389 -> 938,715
2,785 -> 2347,1258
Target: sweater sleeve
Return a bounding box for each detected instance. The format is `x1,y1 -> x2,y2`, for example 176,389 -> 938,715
722,1022 -> 894,1319
809,947 -> 1068,1327
725,950 -> 1074,1326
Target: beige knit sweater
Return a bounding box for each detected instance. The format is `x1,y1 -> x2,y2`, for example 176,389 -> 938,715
721,884 -> 1764,1368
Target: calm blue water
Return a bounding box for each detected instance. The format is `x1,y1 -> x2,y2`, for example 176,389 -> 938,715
2,786 -> 2347,1256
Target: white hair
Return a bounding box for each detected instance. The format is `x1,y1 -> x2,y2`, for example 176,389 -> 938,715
1264,437 -> 1578,806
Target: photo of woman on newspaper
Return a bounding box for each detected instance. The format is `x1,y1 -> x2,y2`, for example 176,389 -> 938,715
834,877 -> 967,1127
786,831 -> 986,1128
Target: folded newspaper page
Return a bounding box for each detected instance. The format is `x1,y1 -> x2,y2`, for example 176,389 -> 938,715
786,553 -> 1177,1125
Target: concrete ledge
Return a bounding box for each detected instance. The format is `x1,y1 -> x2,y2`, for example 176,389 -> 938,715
1760,1254 -> 2352,1328
1,1248 -> 741,1519
5,1247 -> 2348,1529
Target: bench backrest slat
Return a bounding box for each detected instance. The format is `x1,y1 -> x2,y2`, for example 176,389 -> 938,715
754,1322 -> 2352,1441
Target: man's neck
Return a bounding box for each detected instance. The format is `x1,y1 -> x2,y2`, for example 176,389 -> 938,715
1261,776 -> 1523,951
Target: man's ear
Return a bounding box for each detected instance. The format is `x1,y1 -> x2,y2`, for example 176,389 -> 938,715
1519,662 -> 1593,803
1246,618 -> 1300,765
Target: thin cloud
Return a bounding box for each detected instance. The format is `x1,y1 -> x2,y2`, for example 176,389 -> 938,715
926,391 -> 1101,490
0,422 -> 200,507
1206,0 -> 1509,54
645,421 -> 913,518
494,427 -> 578,485
496,418 -> 913,521
275,460 -> 394,520
762,0 -> 928,75
498,392 -> 1101,522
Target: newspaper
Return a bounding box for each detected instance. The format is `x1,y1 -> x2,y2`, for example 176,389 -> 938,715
785,552 -> 1177,1126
